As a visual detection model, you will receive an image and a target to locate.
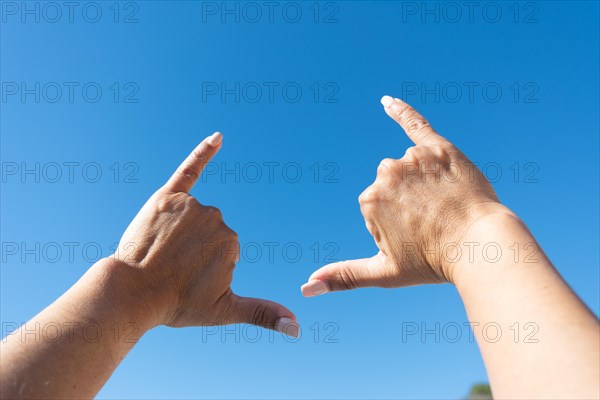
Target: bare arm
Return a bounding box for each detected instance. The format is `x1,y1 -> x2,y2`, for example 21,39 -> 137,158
454,212 -> 599,399
302,96 -> 600,399
1,259 -> 153,399
1,133 -> 298,399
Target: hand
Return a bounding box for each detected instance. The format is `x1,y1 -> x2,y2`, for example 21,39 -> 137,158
113,132 -> 298,336
302,96 -> 515,296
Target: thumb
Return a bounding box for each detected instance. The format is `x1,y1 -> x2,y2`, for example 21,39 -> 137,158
227,295 -> 299,338
301,253 -> 391,297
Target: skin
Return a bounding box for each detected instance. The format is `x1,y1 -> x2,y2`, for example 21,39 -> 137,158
302,96 -> 600,399
1,100 -> 598,399
0,132 -> 298,399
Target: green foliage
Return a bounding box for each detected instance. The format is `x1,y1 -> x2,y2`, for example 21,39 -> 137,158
467,383 -> 492,400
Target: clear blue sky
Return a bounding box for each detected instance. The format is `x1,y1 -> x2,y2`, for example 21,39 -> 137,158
1,1 -> 598,399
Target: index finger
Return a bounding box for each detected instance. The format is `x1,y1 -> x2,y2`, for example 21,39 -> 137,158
380,96 -> 448,146
162,132 -> 223,193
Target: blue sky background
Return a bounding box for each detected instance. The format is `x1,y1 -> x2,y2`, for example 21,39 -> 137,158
1,1 -> 598,399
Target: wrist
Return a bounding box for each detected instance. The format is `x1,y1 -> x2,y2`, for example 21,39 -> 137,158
441,205 -> 531,286
88,258 -> 164,333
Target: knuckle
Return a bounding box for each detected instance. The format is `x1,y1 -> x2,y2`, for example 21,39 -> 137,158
190,147 -> 208,162
417,146 -> 437,161
409,120 -> 432,137
358,186 -> 380,206
222,239 -> 240,264
182,193 -> 198,205
402,147 -> 422,165
220,224 -> 239,245
226,227 -> 239,243
205,205 -> 223,219
430,144 -> 451,163
440,141 -> 458,157
358,186 -> 383,218
338,265 -> 359,290
251,304 -> 270,327
365,220 -> 381,244
155,192 -> 188,213
154,195 -> 171,213
176,165 -> 199,182
377,158 -> 397,175
403,146 -> 419,160
401,111 -> 431,135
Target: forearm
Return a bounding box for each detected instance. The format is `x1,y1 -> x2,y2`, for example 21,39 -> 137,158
0,258 -> 154,399
453,212 -> 600,399
1,133 -> 296,399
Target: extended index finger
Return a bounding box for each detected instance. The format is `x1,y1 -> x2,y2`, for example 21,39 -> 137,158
380,96 -> 448,146
162,132 -> 223,193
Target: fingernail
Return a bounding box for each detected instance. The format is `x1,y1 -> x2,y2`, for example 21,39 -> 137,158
380,95 -> 394,108
207,132 -> 223,146
301,280 -> 329,297
275,317 -> 299,338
